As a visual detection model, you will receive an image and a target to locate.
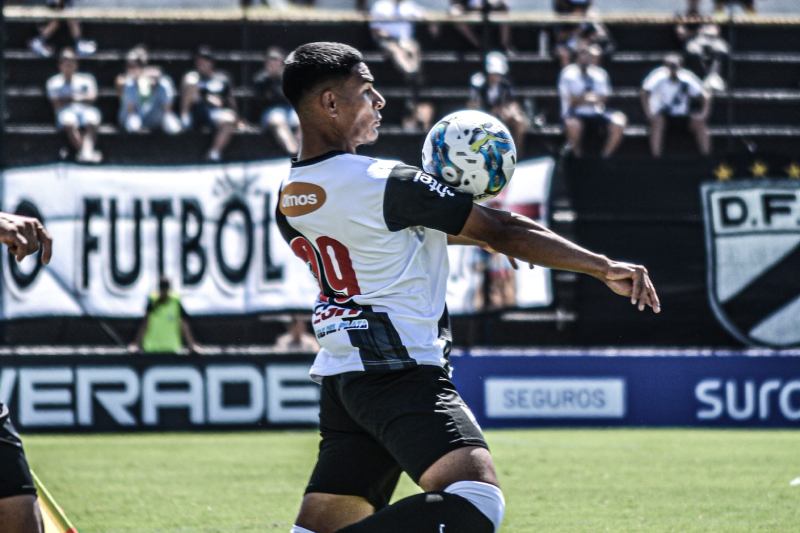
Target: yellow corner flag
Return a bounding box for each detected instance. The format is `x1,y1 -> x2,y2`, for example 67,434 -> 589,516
31,470 -> 78,533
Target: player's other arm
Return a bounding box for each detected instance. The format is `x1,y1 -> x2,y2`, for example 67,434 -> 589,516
458,204 -> 661,313
0,212 -> 52,263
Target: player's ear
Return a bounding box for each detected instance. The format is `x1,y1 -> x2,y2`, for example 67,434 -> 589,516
319,89 -> 338,118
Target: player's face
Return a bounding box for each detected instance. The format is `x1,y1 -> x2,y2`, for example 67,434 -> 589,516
60,57 -> 77,76
333,63 -> 385,146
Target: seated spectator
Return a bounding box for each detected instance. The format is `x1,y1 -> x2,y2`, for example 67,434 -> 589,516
552,0 -> 613,68
29,0 -> 96,58
468,52 -> 530,156
46,48 -> 102,163
370,0 -> 436,132
449,0 -> 513,53
370,0 -> 423,81
674,1 -> 703,44
553,20 -> 613,68
557,45 -> 626,158
180,46 -> 238,162
641,54 -> 711,158
274,315 -> 319,353
253,47 -> 299,155
684,24 -> 729,92
116,46 -> 181,135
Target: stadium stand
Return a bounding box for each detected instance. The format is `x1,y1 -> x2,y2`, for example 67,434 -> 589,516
1,7 -> 799,347
2,13 -> 800,164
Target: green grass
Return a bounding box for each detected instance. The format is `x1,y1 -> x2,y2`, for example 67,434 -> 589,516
24,429 -> 800,532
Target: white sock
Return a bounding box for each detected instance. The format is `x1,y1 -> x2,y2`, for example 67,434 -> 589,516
444,480 -> 505,532
290,526 -> 316,533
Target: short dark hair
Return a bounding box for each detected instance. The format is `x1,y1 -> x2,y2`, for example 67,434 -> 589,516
282,42 -> 364,108
195,45 -> 214,61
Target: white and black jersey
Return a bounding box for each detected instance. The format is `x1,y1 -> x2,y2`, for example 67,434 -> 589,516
276,151 -> 473,380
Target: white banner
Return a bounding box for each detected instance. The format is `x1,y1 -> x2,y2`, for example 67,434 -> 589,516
0,158 -> 552,318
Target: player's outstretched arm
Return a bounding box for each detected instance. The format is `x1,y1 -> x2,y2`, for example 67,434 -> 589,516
0,212 -> 52,264
458,204 -> 661,313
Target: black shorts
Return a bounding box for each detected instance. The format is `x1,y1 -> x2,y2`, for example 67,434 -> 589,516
0,410 -> 37,499
663,114 -> 691,132
305,365 -> 487,510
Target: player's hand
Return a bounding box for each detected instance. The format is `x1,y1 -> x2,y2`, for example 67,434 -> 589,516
601,260 -> 661,313
0,213 -> 53,264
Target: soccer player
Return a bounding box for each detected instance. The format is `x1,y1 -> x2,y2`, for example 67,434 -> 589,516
278,42 -> 660,533
0,212 -> 53,533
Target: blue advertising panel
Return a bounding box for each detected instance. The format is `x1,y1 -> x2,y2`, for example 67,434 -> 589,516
1,350 -> 798,431
450,350 -> 800,428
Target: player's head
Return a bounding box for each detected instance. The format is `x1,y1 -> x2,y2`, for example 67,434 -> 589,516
194,45 -> 215,76
158,275 -> 171,297
283,42 -> 385,147
265,47 -> 285,75
664,54 -> 682,78
58,48 -> 78,76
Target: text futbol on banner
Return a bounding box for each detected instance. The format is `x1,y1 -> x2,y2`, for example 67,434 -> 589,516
0,159 -> 553,318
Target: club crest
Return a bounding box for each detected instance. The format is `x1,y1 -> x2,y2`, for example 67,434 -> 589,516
701,180 -> 800,348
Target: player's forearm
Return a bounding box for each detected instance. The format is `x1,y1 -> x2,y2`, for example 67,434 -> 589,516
484,210 -> 610,279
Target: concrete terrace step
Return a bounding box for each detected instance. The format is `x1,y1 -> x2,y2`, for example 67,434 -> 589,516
6,85 -> 800,126
6,47 -> 798,90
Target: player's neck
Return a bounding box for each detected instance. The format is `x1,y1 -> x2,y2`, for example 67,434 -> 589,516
297,130 -> 357,162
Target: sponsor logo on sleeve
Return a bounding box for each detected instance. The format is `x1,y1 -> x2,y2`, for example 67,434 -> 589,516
279,182 -> 327,217
485,377 -> 626,418
413,171 -> 455,199
701,180 -> 800,347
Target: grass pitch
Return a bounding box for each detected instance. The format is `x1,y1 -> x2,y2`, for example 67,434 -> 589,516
24,429 -> 800,532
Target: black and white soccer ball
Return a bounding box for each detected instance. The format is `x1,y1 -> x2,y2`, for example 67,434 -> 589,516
421,110 -> 517,202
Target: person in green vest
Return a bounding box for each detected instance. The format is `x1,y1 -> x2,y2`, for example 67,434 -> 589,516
129,276 -> 203,354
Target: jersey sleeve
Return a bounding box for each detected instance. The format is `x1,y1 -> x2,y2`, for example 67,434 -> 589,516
642,68 -> 662,92
383,164 -> 474,234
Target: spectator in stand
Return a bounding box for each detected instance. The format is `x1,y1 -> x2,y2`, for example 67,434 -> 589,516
129,276 -> 203,355
46,48 -> 102,163
641,54 -> 711,158
557,44 -> 626,158
253,47 -> 300,155
180,46 -> 238,162
370,0 -> 423,80
684,24 -> 729,92
370,0 -> 436,132
553,21 -> 614,68
274,315 -> 319,353
116,45 -> 181,135
29,0 -> 96,58
449,0 -> 514,54
468,51 -> 529,156
552,1 -> 613,68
